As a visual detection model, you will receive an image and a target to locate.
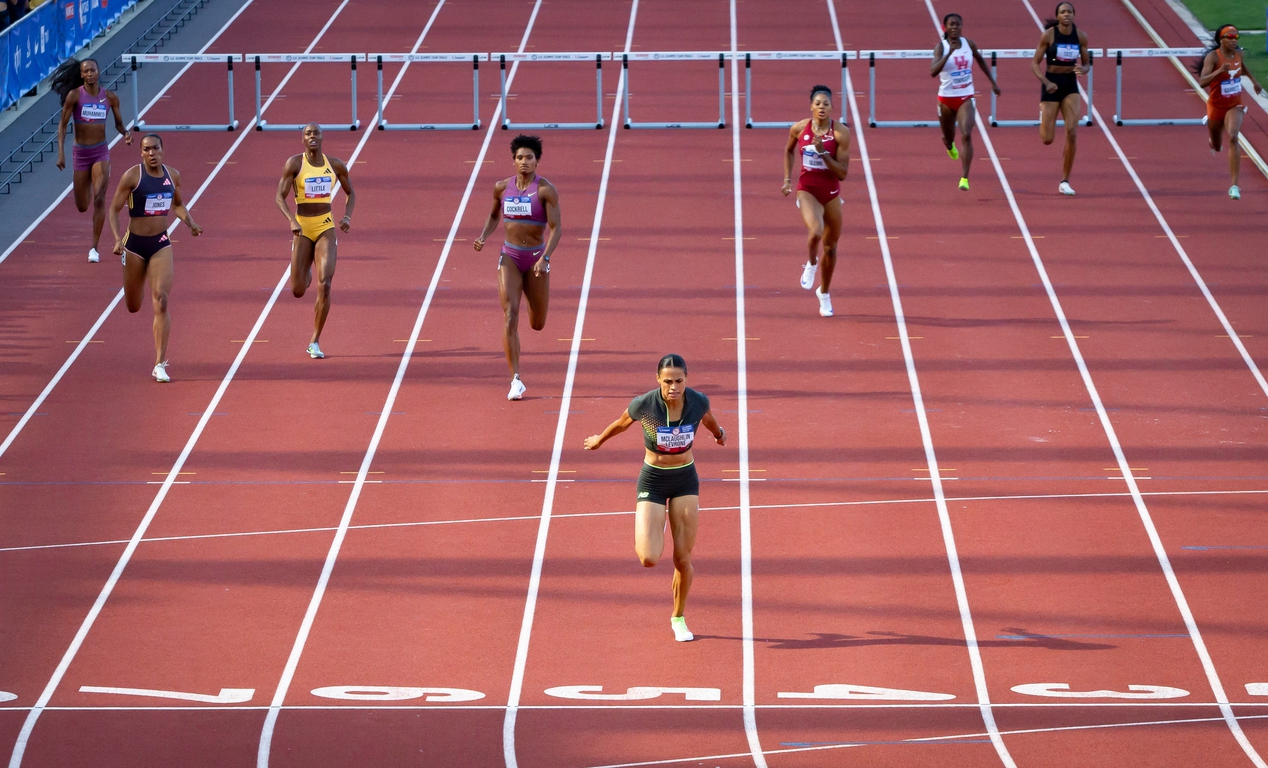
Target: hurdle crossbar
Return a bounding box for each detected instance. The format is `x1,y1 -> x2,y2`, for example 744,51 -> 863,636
125,54 -> 240,132
494,52 -> 607,130
373,53 -> 481,130
250,54 -> 365,131
861,50 -> 943,127
620,52 -> 727,129
742,51 -> 855,129
985,48 -> 1100,127
1110,48 -> 1206,125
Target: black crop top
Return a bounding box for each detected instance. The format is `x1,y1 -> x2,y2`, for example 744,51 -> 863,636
128,164 -> 174,219
627,388 -> 710,455
1046,24 -> 1082,67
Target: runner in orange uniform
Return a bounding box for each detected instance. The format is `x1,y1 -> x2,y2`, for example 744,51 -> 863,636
1197,26 -> 1263,199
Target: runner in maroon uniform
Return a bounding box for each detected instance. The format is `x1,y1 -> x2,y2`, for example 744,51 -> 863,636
782,85 -> 850,317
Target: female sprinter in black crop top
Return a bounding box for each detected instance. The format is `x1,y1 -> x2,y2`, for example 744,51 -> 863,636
1031,1 -> 1090,195
583,354 -> 726,642
108,133 -> 201,382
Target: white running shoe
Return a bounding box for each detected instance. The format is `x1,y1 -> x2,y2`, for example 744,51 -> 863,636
507,375 -> 526,401
1230,185 -> 1241,200
671,616 -> 694,642
815,286 -> 833,317
1058,181 -> 1076,196
307,342 -> 325,359
88,248 -> 100,263
799,261 -> 818,290
152,361 -> 170,383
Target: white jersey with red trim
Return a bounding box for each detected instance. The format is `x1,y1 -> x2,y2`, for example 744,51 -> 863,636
937,38 -> 974,98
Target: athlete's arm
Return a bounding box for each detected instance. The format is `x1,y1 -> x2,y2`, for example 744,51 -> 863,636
820,126 -> 849,182
56,89 -> 77,170
781,121 -> 802,196
1197,51 -> 1233,88
330,156 -> 355,232
583,411 -> 635,450
473,180 -> 507,252
1074,30 -> 1090,76
274,156 -> 302,235
537,181 -> 561,276
168,168 -> 202,237
107,90 -> 132,145
700,410 -> 726,446
1032,29 -> 1057,91
970,40 -> 1001,94
931,41 -> 951,77
107,166 -> 139,255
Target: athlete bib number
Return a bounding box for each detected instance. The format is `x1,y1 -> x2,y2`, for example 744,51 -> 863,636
655,424 -> 695,452
303,175 -> 332,199
948,68 -> 972,88
801,146 -> 828,171
503,196 -> 533,217
1221,78 -> 1243,97
80,103 -> 107,121
143,192 -> 173,216
1055,43 -> 1080,62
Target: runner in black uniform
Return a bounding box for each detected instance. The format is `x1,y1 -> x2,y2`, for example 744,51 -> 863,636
1031,2 -> 1089,195
583,354 -> 726,642
108,134 -> 202,382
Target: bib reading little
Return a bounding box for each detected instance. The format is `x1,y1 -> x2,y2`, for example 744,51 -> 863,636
303,176 -> 332,199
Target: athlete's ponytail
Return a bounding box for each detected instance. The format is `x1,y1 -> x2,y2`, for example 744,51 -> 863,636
942,13 -> 962,40
657,354 -> 688,375
52,58 -> 95,103
1192,25 -> 1237,76
1045,1 -> 1074,29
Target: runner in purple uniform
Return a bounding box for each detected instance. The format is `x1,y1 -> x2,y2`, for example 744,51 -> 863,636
473,135 -> 561,401
55,58 -> 131,262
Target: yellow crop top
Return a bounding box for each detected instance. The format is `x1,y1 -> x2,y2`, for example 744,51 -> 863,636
295,153 -> 334,205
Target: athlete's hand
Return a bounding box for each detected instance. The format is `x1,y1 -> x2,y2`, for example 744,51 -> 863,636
714,430 -> 726,446
289,218 -> 302,235
993,83 -> 1002,96
123,131 -> 132,146
473,237 -> 485,252
339,214 -> 351,233
188,222 -> 203,237
1043,79 -> 1058,94
781,180 -> 792,196
813,135 -> 827,155
112,239 -> 124,256
532,256 -> 549,277
583,435 -> 602,450
56,153 -> 65,171
1220,63 -> 1233,74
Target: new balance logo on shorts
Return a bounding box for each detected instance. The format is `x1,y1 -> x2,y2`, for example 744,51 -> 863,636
638,491 -> 650,499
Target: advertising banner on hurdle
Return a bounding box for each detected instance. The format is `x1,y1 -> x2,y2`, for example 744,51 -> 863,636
249,53 -> 366,131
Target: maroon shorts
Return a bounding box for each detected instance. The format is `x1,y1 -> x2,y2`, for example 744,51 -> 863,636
796,174 -> 840,207
73,141 -> 110,171
498,242 -> 548,274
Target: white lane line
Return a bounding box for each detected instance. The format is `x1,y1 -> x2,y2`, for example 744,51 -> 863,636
5,486 -> 1266,555
252,2 -> 511,764
929,2 -> 1267,765
1022,0 -> 1268,400
501,5 -> 638,767
728,0 -> 765,765
832,2 -> 1016,766
4,2 -> 359,764
0,0 -> 259,266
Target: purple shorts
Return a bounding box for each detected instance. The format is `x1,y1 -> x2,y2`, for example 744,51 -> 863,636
73,141 -> 110,171
498,242 -> 547,274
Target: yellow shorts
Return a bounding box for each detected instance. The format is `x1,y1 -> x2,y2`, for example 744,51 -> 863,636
296,213 -> 336,242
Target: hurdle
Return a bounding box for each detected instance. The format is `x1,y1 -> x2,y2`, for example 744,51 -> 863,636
494,52 -> 607,130
372,53 -> 481,130
125,54 -> 240,132
1109,48 -> 1206,126
742,51 -> 855,129
986,48 -> 1099,127
249,53 -> 365,131
620,52 -> 727,129
860,50 -> 942,127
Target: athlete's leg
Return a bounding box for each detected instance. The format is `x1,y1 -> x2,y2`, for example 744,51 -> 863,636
146,248 -> 174,365
89,160 -> 110,252
290,235 -> 316,298
309,231 -> 338,345
938,102 -> 957,151
1208,108 -> 1224,152
1225,106 -> 1245,187
796,190 -> 826,266
1059,93 -> 1081,181
1039,101 -> 1061,145
818,198 -> 842,293
122,251 -> 149,313
956,99 -> 976,178
72,170 -> 92,212
522,267 -> 550,332
666,494 -> 699,617
498,259 -> 526,376
634,500 -> 668,567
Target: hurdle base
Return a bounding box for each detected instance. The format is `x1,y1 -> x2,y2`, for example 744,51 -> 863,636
1114,117 -> 1203,127
379,120 -> 481,131
990,117 -> 1093,127
137,120 -> 239,132
624,120 -> 725,129
257,120 -> 361,132
502,120 -> 604,130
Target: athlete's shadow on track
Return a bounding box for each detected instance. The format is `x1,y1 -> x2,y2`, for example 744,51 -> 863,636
691,629 -> 1114,651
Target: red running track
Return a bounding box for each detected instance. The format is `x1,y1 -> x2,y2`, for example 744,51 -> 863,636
1,0 -> 1266,765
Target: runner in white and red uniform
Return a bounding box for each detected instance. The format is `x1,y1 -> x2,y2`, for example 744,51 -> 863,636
782,85 -> 850,318
931,13 -> 999,191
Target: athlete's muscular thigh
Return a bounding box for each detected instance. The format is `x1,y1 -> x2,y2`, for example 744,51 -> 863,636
314,231 -> 338,284
522,270 -> 549,329
291,236 -> 316,295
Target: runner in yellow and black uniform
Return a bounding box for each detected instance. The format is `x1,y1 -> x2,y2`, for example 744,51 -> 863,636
275,123 -> 356,359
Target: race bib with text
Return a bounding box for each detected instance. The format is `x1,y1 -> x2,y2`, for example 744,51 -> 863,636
801,146 -> 828,171
503,195 -> 533,217
143,192 -> 172,216
303,175 -> 332,199
655,424 -> 695,452
80,102 -> 107,121
1221,78 -> 1243,97
1055,43 -> 1080,62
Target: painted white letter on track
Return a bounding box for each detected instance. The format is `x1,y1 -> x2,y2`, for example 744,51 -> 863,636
310,686 -> 484,703
778,684 -> 955,701
1011,683 -> 1189,700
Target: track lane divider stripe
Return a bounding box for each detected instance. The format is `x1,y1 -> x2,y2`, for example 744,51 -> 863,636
728,0 -> 766,765
0,0 -> 260,267
831,1 -> 1017,765
4,1 -> 359,764
931,1 -> 1267,764
500,3 -> 639,766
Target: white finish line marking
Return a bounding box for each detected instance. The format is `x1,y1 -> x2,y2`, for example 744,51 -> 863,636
79,686 -> 255,704
545,686 -> 722,702
778,684 -> 955,701
310,686 -> 483,703
1012,683 -> 1189,700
